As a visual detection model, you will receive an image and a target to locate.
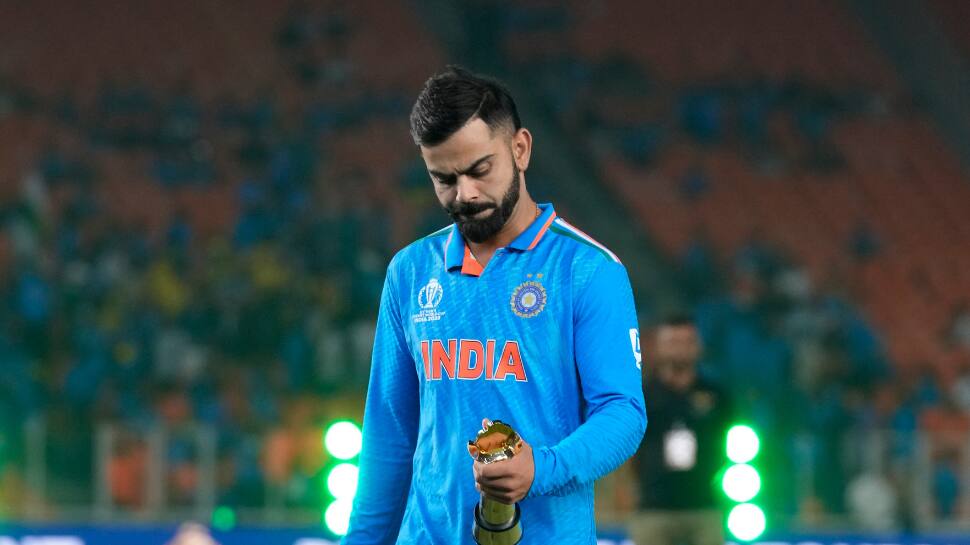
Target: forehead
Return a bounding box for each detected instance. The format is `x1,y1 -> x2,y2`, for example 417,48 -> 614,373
420,118 -> 505,170
656,325 -> 698,345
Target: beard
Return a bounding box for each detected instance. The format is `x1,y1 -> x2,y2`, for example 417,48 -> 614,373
446,162 -> 521,243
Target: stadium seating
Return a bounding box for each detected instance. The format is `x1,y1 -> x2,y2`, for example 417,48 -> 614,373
508,0 -> 970,379
503,0 -> 970,519
0,0 -> 444,516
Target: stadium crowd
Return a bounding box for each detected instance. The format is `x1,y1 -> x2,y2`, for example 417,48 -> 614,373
0,0 -> 967,527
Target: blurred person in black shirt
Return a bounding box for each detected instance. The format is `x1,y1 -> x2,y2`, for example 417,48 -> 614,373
630,313 -> 732,545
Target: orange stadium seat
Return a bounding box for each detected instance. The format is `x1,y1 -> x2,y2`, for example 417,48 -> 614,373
508,0 -> 970,373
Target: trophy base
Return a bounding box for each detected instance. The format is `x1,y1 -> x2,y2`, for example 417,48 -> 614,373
472,503 -> 523,545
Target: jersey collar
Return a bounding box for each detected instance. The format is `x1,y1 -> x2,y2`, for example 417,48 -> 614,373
445,203 -> 557,274
510,202 -> 557,251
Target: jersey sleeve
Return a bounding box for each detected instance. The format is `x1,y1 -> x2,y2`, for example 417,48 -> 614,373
343,263 -> 419,544
527,258 -> 647,497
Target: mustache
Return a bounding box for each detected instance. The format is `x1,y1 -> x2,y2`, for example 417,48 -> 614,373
447,201 -> 496,218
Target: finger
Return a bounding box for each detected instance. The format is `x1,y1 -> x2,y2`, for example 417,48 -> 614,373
481,487 -> 518,504
479,479 -> 511,494
480,478 -> 517,494
477,463 -> 510,482
478,458 -> 523,479
475,475 -> 526,492
478,472 -> 509,485
480,486 -> 513,502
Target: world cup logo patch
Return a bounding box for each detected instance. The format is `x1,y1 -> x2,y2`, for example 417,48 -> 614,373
413,278 -> 446,323
510,281 -> 546,318
418,278 -> 443,309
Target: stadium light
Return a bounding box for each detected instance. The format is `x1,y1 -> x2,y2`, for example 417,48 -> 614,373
326,462 -> 360,500
721,463 -> 761,503
324,421 -> 363,460
323,419 -> 361,537
726,424 -> 760,464
727,503 -> 766,541
211,506 -> 236,531
723,423 -> 766,542
324,498 -> 354,536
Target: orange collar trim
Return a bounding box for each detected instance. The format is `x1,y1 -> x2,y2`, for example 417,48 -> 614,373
461,245 -> 484,277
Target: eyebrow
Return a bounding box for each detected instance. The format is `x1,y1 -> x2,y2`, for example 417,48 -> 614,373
428,153 -> 495,181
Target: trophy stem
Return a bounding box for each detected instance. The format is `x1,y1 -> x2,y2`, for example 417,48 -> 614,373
473,496 -> 522,545
479,495 -> 517,529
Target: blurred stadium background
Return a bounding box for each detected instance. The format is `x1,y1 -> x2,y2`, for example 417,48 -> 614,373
0,0 -> 969,544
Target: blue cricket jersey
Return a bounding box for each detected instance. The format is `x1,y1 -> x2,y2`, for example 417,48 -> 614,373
343,203 -> 647,544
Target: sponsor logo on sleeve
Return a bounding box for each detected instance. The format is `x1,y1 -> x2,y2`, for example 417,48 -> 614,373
630,328 -> 641,369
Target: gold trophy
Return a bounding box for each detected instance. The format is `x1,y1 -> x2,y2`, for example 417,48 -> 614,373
467,420 -> 524,545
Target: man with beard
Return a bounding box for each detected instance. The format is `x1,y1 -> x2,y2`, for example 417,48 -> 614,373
343,66 -> 646,544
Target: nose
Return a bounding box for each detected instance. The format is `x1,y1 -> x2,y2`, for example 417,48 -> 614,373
455,174 -> 481,203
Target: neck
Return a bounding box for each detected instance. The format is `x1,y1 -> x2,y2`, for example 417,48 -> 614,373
466,192 -> 538,262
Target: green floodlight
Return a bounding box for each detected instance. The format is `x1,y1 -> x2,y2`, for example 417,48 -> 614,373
727,503 -> 766,541
726,425 -> 760,464
324,498 -> 354,536
326,462 -> 360,500
324,421 -> 363,460
721,463 -> 762,503
211,505 -> 236,531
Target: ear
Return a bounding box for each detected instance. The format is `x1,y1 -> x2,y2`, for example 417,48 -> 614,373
468,442 -> 480,460
511,128 -> 532,172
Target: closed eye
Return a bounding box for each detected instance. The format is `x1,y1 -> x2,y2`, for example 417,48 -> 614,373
427,154 -> 495,185
431,173 -> 457,185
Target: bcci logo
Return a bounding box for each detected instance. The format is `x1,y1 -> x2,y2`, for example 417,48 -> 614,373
510,281 -> 546,318
413,278 -> 446,323
418,278 -> 443,309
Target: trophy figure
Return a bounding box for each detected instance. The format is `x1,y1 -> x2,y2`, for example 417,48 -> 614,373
467,419 -> 524,545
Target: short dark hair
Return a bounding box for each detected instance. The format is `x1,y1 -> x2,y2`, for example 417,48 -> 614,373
409,65 -> 522,147
657,311 -> 695,328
